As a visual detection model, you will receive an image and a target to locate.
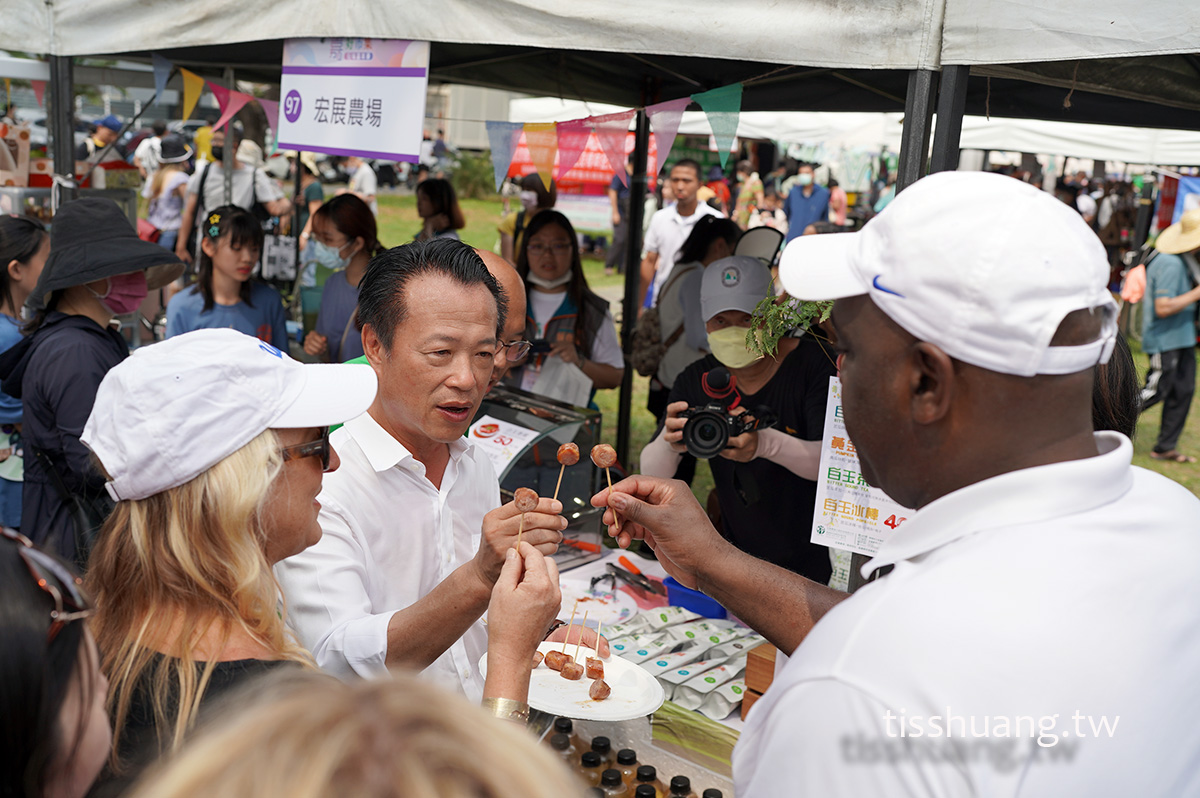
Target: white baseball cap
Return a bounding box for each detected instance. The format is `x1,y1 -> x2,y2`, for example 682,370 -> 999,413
82,329 -> 378,501
700,255 -> 775,321
778,171 -> 1117,377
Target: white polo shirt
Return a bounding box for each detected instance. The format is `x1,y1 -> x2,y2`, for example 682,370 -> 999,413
644,202 -> 723,305
275,411 -> 495,700
734,432 -> 1200,796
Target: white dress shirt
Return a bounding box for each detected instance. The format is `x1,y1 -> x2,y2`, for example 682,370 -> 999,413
644,202 -> 723,305
734,433 -> 1200,796
276,411 -> 497,700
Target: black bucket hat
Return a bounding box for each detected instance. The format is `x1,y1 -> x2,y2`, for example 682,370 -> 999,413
32,198 -> 184,307
158,134 -> 192,164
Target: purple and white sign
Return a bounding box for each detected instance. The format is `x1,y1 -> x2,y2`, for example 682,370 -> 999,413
276,38 -> 429,163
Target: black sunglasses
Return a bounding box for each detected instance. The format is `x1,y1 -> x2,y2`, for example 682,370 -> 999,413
280,427 -> 333,471
1,528 -> 94,643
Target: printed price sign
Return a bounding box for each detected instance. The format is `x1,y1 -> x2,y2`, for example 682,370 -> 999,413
468,415 -> 540,479
810,377 -> 914,557
276,38 -> 429,162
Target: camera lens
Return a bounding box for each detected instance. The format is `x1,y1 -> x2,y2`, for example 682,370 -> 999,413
682,408 -> 730,459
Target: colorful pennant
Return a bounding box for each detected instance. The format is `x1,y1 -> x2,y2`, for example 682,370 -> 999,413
523,122 -> 558,190
554,119 -> 592,180
591,110 -> 636,186
485,121 -> 524,190
180,68 -> 205,123
257,98 -> 280,133
692,84 -> 743,168
151,54 -> 173,108
646,97 -> 691,171
30,80 -> 45,108
209,84 -> 253,132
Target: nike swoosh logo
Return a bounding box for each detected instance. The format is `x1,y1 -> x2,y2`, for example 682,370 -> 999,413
872,275 -> 905,298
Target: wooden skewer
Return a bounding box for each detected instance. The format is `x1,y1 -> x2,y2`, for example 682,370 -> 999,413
516,513 -> 524,551
574,611 -> 589,663
552,463 -> 566,503
594,619 -> 603,658
561,600 -> 579,654
605,468 -> 621,530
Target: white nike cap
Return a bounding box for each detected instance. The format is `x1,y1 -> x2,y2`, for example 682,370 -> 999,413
82,329 -> 378,501
778,171 -> 1117,377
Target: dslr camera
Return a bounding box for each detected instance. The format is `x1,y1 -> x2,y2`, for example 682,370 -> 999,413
678,404 -> 775,459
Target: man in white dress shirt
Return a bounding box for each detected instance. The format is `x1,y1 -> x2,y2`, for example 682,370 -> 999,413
277,238 -> 569,698
595,172 -> 1200,795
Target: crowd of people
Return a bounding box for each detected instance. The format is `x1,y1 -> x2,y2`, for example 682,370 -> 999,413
2,112 -> 1199,796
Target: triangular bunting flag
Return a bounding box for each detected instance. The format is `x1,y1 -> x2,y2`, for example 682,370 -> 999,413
211,86 -> 253,132
523,122 -> 558,190
554,119 -> 591,180
485,121 -> 524,191
30,80 -> 45,108
180,68 -> 205,122
591,110 -> 636,186
692,84 -> 743,168
151,54 -> 173,107
646,97 -> 691,172
257,98 -> 280,133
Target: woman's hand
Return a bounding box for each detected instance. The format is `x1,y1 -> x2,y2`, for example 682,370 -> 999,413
303,331 -> 329,359
661,401 -> 690,453
550,330 -> 580,367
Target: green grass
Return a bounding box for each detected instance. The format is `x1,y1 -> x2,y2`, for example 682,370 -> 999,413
374,193 -> 1200,500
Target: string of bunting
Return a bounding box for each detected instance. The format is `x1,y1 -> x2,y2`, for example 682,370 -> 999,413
148,53 -> 282,139
484,82 -> 745,191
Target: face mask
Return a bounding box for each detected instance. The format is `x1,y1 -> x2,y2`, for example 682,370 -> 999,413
707,325 -> 762,369
797,173 -> 813,187
310,240 -> 351,271
527,268 -> 573,289
90,271 -> 148,315
519,190 -> 538,212
211,145 -> 224,161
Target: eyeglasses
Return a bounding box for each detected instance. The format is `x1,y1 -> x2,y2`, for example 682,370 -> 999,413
527,242 -> 572,256
1,528 -> 94,644
498,339 -> 533,362
280,427 -> 333,471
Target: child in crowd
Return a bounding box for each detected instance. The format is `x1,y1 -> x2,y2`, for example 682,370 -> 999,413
165,205 -> 289,351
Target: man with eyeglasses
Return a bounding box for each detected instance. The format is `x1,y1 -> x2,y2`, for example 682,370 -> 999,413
477,248 -> 532,392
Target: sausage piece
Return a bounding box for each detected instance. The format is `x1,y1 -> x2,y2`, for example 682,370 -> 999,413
543,650 -> 569,672
560,661 -> 585,681
513,487 -> 539,514
532,651 -> 545,668
585,657 -> 604,680
557,442 -> 580,466
589,679 -> 611,700
590,444 -> 617,469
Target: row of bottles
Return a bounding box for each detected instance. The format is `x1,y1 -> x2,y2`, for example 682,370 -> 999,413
548,717 -> 724,798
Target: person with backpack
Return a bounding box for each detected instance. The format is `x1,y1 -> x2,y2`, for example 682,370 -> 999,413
1140,208 -> 1200,462
174,126 -> 291,267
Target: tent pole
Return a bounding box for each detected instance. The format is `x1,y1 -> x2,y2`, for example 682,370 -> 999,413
49,56 -> 77,207
930,65 -> 969,173
897,70 -> 937,192
616,108 -> 650,471
223,67 -> 235,205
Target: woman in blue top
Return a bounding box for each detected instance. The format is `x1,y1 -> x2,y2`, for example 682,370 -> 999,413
165,205 -> 289,351
0,215 -> 51,528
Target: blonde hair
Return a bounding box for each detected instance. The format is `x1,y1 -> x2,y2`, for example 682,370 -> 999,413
86,430 -> 313,770
149,161 -> 182,201
130,670 -> 586,798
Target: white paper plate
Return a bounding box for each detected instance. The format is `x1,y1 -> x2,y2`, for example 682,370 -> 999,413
558,576 -> 639,627
479,641 -> 665,722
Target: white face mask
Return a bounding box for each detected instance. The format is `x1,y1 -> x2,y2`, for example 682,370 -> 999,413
519,190 -> 539,212
310,240 -> 352,271
527,269 -> 573,290
797,173 -> 814,187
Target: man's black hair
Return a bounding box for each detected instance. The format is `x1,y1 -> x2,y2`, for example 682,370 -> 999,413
356,238 -> 507,351
671,158 -> 703,181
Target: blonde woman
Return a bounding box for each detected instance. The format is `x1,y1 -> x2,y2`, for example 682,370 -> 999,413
143,134 -> 193,253
129,670 -> 583,798
81,329 -> 378,795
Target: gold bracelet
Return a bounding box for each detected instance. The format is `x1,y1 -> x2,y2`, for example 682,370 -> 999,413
481,696 -> 530,725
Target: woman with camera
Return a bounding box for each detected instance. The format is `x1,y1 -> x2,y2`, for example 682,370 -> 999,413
507,210 -> 624,405
639,255 -> 837,582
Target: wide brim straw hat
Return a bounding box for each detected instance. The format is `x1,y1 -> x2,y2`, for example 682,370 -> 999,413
32,197 -> 184,307
1156,208 -> 1200,255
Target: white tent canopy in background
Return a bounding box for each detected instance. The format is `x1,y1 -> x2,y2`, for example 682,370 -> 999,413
3,1 -> 1198,70
510,97 -> 1200,168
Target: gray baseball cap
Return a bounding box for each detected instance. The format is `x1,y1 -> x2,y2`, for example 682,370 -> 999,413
700,255 -> 775,321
